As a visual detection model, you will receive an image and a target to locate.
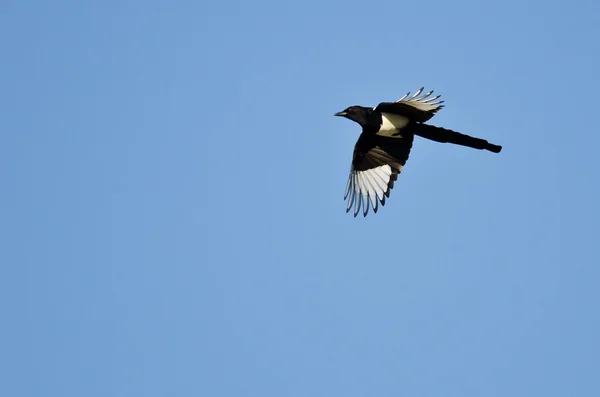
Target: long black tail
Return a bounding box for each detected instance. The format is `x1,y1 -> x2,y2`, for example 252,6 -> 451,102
414,124 -> 502,153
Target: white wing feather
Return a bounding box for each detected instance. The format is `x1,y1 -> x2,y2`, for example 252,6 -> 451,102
395,87 -> 444,113
344,165 -> 393,217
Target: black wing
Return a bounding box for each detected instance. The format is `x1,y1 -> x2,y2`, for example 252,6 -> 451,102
344,133 -> 414,217
375,87 -> 444,123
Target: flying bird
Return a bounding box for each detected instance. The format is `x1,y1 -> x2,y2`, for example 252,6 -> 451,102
335,88 -> 502,217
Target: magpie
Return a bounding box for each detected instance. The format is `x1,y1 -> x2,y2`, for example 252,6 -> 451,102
335,88 -> 502,217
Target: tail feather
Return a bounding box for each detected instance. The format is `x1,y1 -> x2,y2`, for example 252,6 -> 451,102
414,124 -> 502,153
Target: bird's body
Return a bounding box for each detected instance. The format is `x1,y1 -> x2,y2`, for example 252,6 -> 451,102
335,88 -> 502,217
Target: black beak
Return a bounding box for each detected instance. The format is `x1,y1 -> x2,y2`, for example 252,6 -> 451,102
334,111 -> 347,117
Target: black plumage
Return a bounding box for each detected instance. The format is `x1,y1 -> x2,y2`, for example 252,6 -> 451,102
335,88 -> 502,217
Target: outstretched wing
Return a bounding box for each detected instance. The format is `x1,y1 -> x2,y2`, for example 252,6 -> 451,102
344,133 -> 414,217
375,87 -> 444,122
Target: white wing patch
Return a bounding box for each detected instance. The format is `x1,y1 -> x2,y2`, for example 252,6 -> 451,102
378,112 -> 409,138
344,164 -> 393,217
396,87 -> 444,113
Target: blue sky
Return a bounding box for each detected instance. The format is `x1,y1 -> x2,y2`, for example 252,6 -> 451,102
2,1 -> 600,396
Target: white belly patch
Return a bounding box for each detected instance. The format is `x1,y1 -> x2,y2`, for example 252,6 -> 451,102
378,112 -> 409,138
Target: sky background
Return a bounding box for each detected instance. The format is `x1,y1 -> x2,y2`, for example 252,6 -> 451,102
2,1 -> 600,396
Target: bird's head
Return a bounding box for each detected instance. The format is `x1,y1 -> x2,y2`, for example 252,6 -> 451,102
334,106 -> 371,126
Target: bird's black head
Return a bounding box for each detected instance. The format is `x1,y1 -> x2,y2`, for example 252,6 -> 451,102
334,106 -> 371,126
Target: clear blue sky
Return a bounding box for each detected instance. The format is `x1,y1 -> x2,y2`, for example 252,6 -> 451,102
2,1 -> 600,396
